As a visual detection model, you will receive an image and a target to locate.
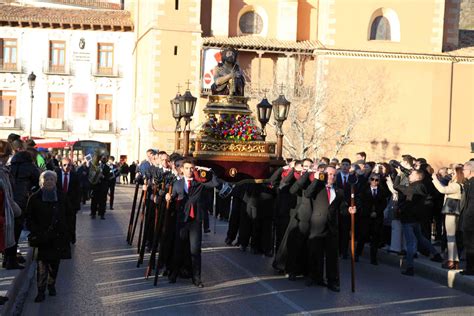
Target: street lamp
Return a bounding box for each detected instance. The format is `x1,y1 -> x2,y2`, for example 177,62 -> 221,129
256,93 -> 272,141
272,88 -> 291,160
27,72 -> 36,139
170,90 -> 182,151
179,82 -> 197,156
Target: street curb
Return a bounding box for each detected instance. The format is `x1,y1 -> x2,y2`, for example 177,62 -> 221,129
374,249 -> 474,296
1,245 -> 34,316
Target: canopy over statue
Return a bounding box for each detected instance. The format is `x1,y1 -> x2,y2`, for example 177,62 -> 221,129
211,47 -> 245,96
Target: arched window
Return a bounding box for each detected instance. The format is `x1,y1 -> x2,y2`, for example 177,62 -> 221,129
368,8 -> 400,42
237,5 -> 268,37
239,11 -> 264,35
370,16 -> 391,40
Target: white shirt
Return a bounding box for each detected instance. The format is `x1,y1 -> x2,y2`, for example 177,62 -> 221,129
184,177 -> 193,194
371,187 -> 378,197
340,173 -> 349,185
326,185 -> 336,204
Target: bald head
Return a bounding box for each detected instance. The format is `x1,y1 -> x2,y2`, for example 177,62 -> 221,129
463,161 -> 474,179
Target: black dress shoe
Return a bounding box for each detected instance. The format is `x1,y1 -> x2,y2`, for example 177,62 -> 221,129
100,216 -> 105,220
316,280 -> 328,287
110,207 -> 114,210
168,276 -> 177,284
305,279 -> 326,287
193,281 -> 204,288
48,286 -> 57,296
6,261 -> 24,270
264,251 -> 273,257
16,254 -> 26,264
327,283 -> 340,292
0,296 -> 8,305
370,259 -> 378,266
430,253 -> 443,263
34,292 -> 45,303
402,268 -> 414,276
91,214 -> 96,219
225,238 -> 233,246
204,229 -> 211,234
239,245 -> 247,252
460,270 -> 474,276
288,273 -> 297,281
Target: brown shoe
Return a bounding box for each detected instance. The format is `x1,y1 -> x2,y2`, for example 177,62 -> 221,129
442,260 -> 453,269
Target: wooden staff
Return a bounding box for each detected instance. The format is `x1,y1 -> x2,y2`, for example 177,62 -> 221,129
146,183 -> 165,278
154,183 -> 173,286
127,182 -> 140,244
138,184 -> 157,266
130,187 -> 145,245
350,184 -> 356,293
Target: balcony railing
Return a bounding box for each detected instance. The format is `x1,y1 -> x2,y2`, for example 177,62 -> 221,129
0,59 -> 21,73
44,62 -> 71,75
0,116 -> 22,130
90,119 -> 113,133
44,118 -> 67,131
92,65 -> 120,78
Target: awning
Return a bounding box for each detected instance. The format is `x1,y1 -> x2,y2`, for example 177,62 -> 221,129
34,140 -> 76,149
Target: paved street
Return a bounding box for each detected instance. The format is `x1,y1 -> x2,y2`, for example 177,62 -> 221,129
21,185 -> 474,315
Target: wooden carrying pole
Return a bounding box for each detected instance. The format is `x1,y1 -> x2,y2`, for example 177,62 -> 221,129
350,185 -> 356,293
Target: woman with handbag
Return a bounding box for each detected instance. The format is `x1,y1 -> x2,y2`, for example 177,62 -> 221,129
26,170 -> 74,303
432,166 -> 465,270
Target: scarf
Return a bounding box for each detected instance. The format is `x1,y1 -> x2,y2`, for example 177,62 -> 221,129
41,188 -> 58,202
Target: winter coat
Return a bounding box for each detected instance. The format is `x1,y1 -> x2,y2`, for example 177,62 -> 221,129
26,190 -> 73,260
10,151 -> 40,211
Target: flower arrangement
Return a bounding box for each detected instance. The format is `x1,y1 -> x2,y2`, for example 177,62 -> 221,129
203,114 -> 261,141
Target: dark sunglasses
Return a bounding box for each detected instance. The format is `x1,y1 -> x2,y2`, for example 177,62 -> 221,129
370,178 -> 379,182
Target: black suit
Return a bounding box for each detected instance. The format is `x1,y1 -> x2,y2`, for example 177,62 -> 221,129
335,172 -> 358,258
304,180 -> 347,285
355,183 -> 389,261
170,175 -> 220,283
56,170 -> 81,243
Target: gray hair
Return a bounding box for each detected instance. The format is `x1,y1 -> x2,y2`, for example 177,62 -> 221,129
39,170 -> 57,187
465,161 -> 474,172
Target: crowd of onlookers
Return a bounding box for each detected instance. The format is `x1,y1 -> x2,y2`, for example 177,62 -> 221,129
275,152 -> 474,277
0,133 -> 139,303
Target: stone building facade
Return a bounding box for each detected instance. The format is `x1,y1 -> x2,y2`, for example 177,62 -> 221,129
129,0 -> 474,165
0,2 -> 134,159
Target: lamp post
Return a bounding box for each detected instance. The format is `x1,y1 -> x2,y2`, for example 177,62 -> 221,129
27,72 -> 36,139
170,87 -> 182,151
179,81 -> 197,156
272,87 -> 291,160
256,91 -> 272,141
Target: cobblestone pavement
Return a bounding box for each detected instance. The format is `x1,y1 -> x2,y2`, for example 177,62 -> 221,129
21,185 -> 474,315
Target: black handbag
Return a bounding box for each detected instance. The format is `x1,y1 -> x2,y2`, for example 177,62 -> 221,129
27,204 -> 60,248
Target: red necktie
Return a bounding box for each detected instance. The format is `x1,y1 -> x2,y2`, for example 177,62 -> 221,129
187,179 -> 195,219
63,173 -> 68,193
326,186 -> 331,203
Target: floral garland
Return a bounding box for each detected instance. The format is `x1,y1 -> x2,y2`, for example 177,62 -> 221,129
203,114 -> 261,141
